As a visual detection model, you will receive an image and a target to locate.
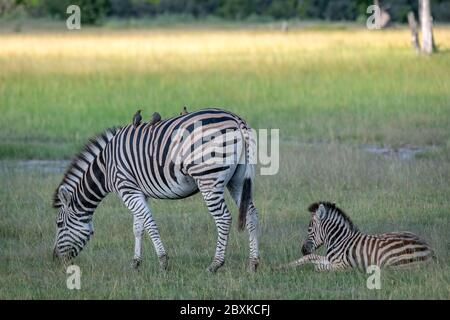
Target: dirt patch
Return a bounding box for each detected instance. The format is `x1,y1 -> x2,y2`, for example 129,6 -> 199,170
0,160 -> 70,173
361,145 -> 438,160
283,140 -> 439,161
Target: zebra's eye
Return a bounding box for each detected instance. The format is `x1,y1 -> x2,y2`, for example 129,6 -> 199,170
57,220 -> 64,228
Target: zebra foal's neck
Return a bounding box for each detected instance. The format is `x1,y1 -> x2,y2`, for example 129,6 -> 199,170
316,203 -> 361,247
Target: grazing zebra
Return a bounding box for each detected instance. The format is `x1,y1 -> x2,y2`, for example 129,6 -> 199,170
52,108 -> 259,273
286,202 -> 433,271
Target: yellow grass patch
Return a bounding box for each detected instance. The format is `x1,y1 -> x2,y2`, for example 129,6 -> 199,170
1,27 -> 449,75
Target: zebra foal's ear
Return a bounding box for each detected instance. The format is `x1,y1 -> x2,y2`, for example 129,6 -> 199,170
58,186 -> 71,206
307,202 -> 320,213
307,202 -> 327,219
317,204 -> 327,220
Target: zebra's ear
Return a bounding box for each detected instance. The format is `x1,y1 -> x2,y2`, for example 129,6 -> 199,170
308,202 -> 320,213
58,185 -> 71,207
317,204 -> 327,220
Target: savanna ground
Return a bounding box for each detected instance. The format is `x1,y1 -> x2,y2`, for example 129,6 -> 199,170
0,23 -> 449,299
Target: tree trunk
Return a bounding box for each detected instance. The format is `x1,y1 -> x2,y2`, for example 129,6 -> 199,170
419,0 -> 435,54
407,11 -> 420,54
373,0 -> 391,29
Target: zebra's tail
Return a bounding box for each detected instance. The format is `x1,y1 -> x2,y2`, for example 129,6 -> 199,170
238,175 -> 252,232
237,121 -> 255,232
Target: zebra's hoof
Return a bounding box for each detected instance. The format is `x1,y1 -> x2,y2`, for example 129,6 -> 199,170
206,260 -> 224,273
131,258 -> 142,269
248,258 -> 260,272
159,254 -> 168,271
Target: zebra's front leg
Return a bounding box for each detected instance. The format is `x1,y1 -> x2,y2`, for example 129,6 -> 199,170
201,189 -> 231,273
120,191 -> 168,271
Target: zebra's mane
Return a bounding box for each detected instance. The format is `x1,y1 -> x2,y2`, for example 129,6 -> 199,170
308,202 -> 360,233
52,127 -> 120,208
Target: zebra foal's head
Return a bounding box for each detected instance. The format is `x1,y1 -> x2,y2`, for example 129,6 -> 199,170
52,185 -> 94,261
301,202 -> 330,255
301,201 -> 358,255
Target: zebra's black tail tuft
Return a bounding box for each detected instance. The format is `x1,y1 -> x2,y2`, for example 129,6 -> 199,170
238,178 -> 252,232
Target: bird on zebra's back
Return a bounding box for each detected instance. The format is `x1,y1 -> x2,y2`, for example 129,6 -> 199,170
52,108 -> 260,273
285,202 -> 434,272
133,109 -> 142,128
149,112 -> 161,126
180,106 -> 188,115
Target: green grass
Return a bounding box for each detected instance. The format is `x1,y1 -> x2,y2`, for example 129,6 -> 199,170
1,145 -> 449,299
1,27 -> 450,158
0,26 -> 449,299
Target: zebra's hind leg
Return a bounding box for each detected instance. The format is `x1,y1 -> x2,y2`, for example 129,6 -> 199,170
227,182 -> 259,272
131,215 -> 144,269
119,190 -> 168,271
245,202 -> 259,272
199,186 -> 231,273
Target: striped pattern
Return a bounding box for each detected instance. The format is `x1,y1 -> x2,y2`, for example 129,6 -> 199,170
53,108 -> 260,272
288,202 -> 433,272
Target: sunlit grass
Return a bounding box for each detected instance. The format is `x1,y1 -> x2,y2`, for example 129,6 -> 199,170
1,27 -> 450,73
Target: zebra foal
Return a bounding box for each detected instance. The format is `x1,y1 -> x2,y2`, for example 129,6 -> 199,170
287,202 -> 433,272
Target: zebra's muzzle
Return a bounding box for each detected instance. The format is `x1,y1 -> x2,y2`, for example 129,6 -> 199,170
52,247 -> 59,261
302,242 -> 313,256
52,247 -> 74,262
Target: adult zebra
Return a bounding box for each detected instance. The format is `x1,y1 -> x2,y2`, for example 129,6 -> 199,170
286,202 -> 433,271
52,108 -> 259,273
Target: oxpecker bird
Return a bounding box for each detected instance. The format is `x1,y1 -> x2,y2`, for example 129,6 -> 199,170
149,112 -> 161,125
180,106 -> 189,115
133,110 -> 142,128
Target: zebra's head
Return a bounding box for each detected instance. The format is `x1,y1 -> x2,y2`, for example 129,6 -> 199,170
52,185 -> 94,261
301,202 -> 330,255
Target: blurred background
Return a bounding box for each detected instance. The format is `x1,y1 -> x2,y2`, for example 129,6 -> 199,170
1,0 -> 450,28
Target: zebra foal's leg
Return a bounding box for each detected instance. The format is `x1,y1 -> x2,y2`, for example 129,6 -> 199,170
284,254 -> 321,268
284,256 -> 311,268
119,190 -> 168,270
313,261 -> 347,272
284,254 -> 337,272
200,186 -> 232,273
296,255 -> 347,272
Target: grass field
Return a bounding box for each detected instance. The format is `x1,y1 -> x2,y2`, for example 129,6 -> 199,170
0,25 -> 449,299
